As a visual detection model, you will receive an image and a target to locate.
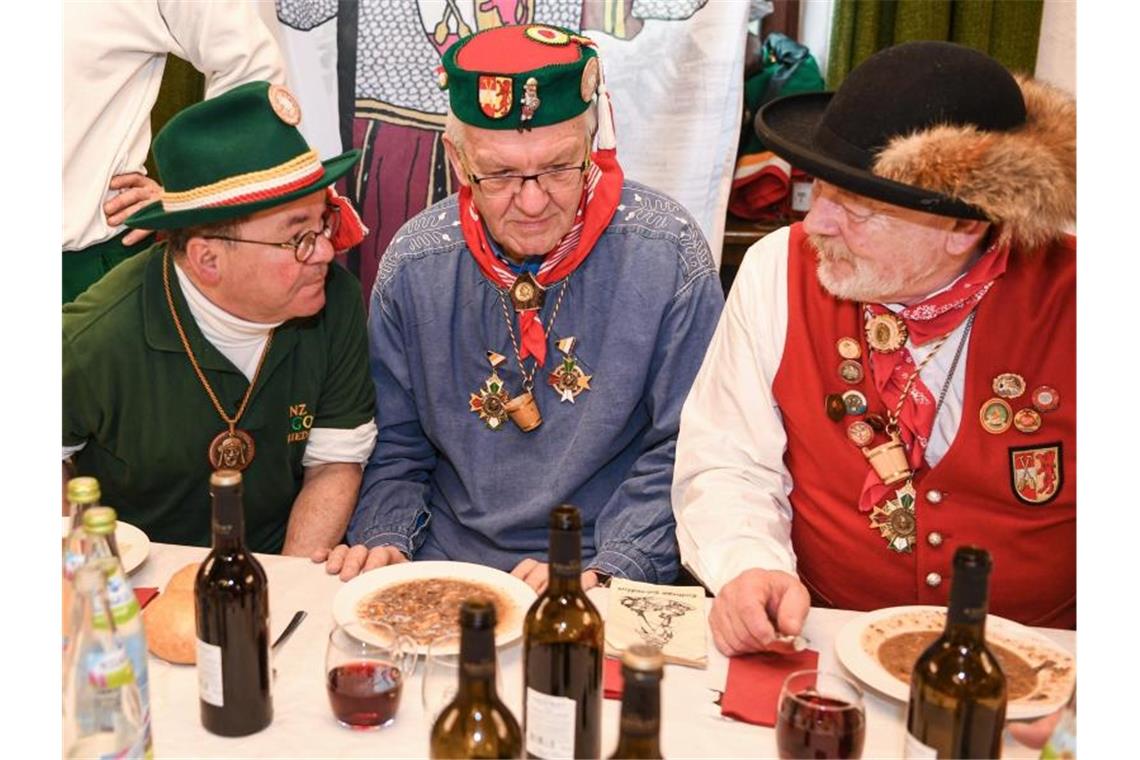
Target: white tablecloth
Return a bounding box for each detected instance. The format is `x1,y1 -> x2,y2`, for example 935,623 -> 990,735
132,544 -> 1074,758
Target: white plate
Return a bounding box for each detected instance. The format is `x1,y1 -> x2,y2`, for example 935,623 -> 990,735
60,517 -> 151,575
332,561 -> 537,652
835,605 -> 1075,720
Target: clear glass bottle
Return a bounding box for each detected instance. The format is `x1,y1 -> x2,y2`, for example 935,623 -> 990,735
64,564 -> 146,759
1040,687 -> 1076,759
63,476 -> 101,581
83,506 -> 153,757
63,477 -> 102,652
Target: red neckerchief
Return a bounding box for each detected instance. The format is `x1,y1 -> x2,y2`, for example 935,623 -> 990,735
858,240 -> 1010,512
459,147 -> 623,367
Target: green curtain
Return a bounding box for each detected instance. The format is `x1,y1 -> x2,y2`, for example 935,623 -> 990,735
827,0 -> 1044,88
143,56 -> 205,180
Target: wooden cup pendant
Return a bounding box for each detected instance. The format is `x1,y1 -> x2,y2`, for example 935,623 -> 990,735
505,390 -> 543,432
861,431 -> 911,485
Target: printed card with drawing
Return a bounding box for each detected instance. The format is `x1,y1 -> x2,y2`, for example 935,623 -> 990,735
605,579 -> 707,668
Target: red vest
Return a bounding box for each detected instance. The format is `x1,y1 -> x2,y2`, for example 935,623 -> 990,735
772,224 -> 1075,628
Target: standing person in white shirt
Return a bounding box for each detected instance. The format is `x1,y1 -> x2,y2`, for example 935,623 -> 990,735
672,41 -> 1076,656
63,0 -> 286,303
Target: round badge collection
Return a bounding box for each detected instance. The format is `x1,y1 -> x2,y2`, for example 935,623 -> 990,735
828,334 -> 1061,448
980,372 -> 1060,435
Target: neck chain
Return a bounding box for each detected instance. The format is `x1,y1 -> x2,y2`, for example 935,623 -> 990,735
162,250 -> 273,471
497,277 -> 570,393
932,310 -> 976,420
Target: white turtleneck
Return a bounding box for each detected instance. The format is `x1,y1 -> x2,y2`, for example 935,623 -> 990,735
63,263 -> 378,467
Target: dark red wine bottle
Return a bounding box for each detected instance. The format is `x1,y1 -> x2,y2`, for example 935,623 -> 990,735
195,469 -> 273,736
522,505 -> 604,759
608,644 -> 665,759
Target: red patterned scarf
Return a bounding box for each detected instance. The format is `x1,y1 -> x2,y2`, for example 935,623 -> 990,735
859,241 -> 1010,511
459,148 -> 623,367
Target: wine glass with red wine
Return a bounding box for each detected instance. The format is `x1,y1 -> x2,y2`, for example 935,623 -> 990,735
325,621 -> 418,730
776,670 -> 866,759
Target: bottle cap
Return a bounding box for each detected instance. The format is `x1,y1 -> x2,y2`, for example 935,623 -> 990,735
550,504 -> 582,531
82,506 -> 118,535
210,469 -> 243,488
460,598 -> 498,630
621,643 -> 664,673
66,476 -> 101,505
952,545 -> 992,574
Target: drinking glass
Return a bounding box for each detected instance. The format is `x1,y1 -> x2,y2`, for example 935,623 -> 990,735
776,669 -> 866,760
421,632 -> 505,723
325,621 -> 417,729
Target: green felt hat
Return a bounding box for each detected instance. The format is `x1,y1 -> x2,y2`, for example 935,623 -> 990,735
126,81 -> 360,230
441,24 -> 601,130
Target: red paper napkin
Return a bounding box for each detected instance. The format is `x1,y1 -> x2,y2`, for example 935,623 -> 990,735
603,656 -> 624,700
719,648 -> 819,727
134,587 -> 159,609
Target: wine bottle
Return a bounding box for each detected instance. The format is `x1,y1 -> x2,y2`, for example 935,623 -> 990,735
609,644 -> 665,760
523,505 -> 604,759
195,469 -> 273,736
430,599 -> 522,759
905,546 -> 1006,758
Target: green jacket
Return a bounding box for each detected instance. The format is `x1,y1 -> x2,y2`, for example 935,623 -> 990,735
63,245 -> 375,552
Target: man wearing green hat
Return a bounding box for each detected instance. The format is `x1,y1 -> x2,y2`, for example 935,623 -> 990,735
62,81 -> 377,555
318,25 -> 724,589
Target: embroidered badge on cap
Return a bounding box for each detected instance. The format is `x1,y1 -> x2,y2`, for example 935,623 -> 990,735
580,57 -> 599,102
478,75 -> 513,119
1009,443 -> 1062,505
267,84 -> 302,125
526,25 -> 571,45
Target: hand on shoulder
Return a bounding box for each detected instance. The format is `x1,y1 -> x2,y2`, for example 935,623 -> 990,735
313,544 -> 408,582
709,568 -> 809,656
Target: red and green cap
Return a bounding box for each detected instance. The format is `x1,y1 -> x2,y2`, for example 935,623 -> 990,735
440,25 -> 601,130
126,80 -> 360,230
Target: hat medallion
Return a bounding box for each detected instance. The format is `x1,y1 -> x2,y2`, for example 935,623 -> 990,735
267,84 -> 302,126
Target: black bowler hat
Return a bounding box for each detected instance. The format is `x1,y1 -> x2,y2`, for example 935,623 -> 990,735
757,41 -> 1075,248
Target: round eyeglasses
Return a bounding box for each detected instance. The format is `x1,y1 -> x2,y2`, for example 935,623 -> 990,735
203,204 -> 341,263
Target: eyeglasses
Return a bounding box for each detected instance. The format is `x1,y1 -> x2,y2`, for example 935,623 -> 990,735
204,204 -> 341,263
463,154 -> 591,198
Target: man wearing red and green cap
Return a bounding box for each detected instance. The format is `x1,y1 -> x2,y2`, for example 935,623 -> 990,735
63,81 -> 377,555
318,25 -> 724,590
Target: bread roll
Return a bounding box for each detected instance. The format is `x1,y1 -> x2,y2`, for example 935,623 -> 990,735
167,562 -> 200,592
144,589 -> 197,664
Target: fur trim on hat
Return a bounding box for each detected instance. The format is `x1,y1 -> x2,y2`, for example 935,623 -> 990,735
872,76 -> 1075,249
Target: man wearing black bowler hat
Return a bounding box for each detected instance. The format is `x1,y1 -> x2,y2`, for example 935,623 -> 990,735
672,42 -> 1076,656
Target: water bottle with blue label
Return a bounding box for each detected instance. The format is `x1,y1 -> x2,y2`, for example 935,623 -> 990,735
83,507 -> 153,758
